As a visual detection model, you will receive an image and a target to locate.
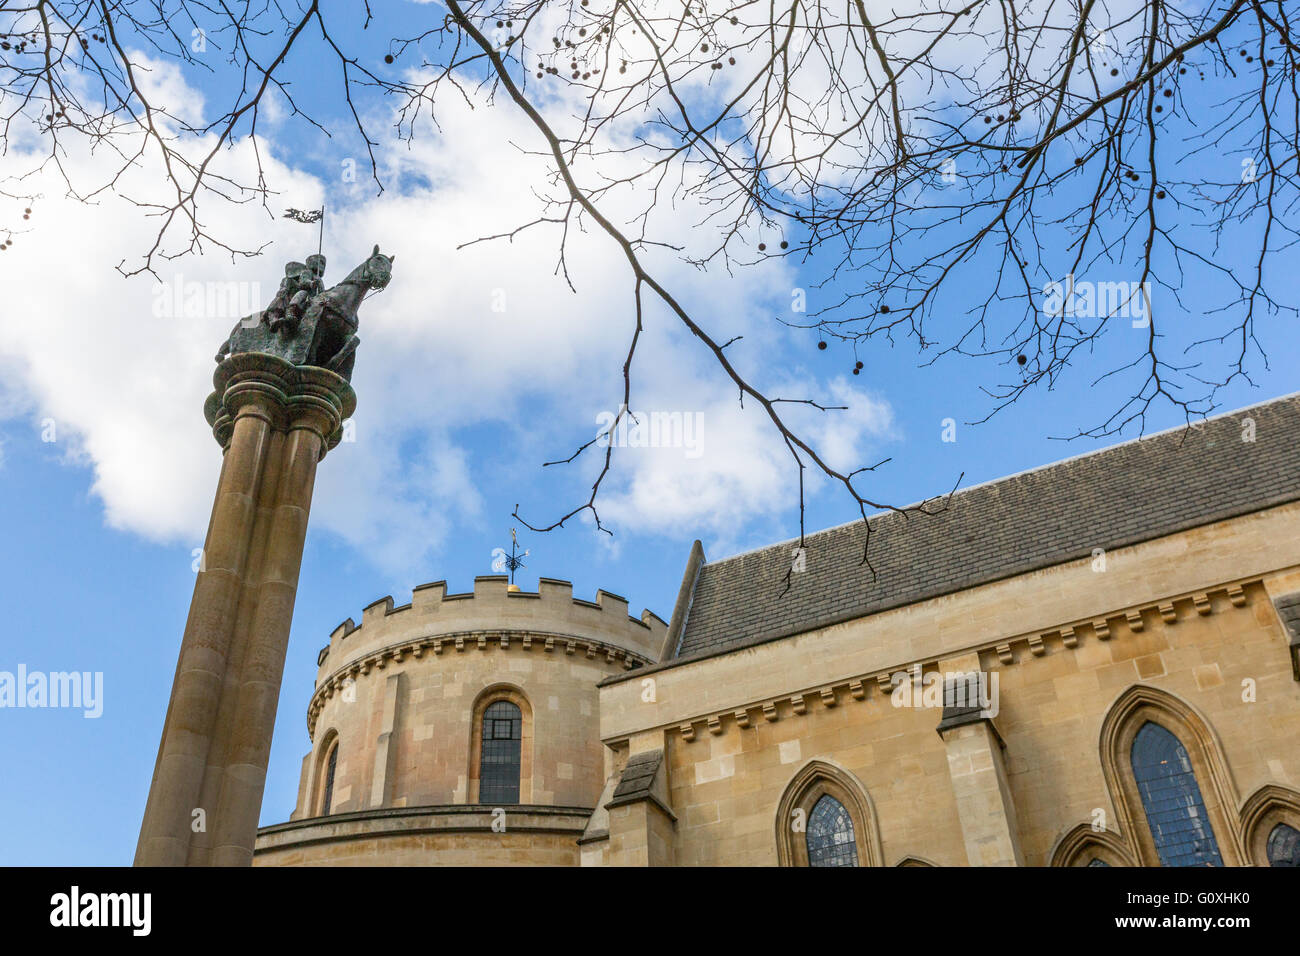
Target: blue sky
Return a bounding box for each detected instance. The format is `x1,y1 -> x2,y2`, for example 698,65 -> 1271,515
0,0 -> 1296,865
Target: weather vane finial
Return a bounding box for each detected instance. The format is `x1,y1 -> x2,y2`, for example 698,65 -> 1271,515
498,527 -> 529,586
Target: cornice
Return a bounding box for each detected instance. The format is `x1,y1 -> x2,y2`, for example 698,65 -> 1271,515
254,804 -> 595,854
609,578 -> 1266,748
307,628 -> 653,738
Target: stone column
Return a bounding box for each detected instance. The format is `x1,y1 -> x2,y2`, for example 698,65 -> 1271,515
369,672 -> 405,809
936,676 -> 1025,867
606,743 -> 676,866
135,353 -> 355,866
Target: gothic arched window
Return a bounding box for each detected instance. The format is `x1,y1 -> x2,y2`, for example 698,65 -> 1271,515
320,739 -> 339,816
1130,721 -> 1223,867
1049,822 -> 1135,866
479,700 -> 522,805
806,794 -> 859,867
775,761 -> 881,866
1267,823 -> 1300,867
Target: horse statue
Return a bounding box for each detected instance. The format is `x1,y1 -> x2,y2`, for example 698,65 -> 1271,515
215,245 -> 394,383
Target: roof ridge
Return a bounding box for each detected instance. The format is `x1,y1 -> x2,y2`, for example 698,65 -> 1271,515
679,391 -> 1300,659
702,391 -> 1300,569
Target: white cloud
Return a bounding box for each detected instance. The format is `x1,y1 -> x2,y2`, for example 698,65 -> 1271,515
592,352 -> 896,549
0,51 -> 897,572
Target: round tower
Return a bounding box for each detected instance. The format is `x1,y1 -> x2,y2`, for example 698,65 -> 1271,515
253,575 -> 665,866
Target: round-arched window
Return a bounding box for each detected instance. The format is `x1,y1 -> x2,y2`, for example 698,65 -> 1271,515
479,700 -> 522,805
320,739 -> 339,815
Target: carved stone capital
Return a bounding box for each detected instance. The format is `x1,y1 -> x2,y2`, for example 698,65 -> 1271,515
204,352 -> 357,457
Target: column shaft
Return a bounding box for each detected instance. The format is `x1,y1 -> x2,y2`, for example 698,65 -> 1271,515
208,424 -> 324,864
134,407 -> 275,866
135,355 -> 354,866
938,719 -> 1025,866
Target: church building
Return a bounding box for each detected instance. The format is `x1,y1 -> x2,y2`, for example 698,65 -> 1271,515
252,393 -> 1300,866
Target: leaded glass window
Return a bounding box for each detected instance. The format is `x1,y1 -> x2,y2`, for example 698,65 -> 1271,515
321,741 -> 338,816
806,794 -> 858,867
1130,722 -> 1222,867
1087,858 -> 1110,867
1267,823 -> 1300,867
479,700 -> 522,805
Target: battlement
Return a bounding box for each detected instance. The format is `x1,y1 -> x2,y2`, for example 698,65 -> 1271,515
316,575 -> 667,674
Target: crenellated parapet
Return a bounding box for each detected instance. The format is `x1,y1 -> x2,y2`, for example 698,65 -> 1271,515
316,575 -> 664,675
306,575 -> 665,740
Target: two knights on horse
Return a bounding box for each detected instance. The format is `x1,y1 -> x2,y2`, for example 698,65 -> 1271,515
215,246 -> 394,383
265,253 -> 327,335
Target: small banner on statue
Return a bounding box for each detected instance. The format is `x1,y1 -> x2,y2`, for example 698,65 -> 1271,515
283,207 -> 324,223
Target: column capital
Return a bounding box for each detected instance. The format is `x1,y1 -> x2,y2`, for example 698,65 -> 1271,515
1271,591 -> 1300,681
936,707 -> 1007,749
203,353 -> 357,458
935,672 -> 1004,746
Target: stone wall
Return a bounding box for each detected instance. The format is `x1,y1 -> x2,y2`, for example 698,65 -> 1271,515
592,501 -> 1300,866
254,806 -> 588,866
255,501 -> 1300,866
254,576 -> 665,865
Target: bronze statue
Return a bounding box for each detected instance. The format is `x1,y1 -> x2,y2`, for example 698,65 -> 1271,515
263,256 -> 325,334
215,246 -> 393,382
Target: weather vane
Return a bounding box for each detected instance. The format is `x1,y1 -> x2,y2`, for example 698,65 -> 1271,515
498,527 -> 529,586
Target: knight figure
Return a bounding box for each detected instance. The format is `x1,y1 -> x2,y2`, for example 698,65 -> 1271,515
214,245 -> 394,383
264,254 -> 327,334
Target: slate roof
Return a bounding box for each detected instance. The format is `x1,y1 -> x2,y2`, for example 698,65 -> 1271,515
674,393 -> 1300,660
